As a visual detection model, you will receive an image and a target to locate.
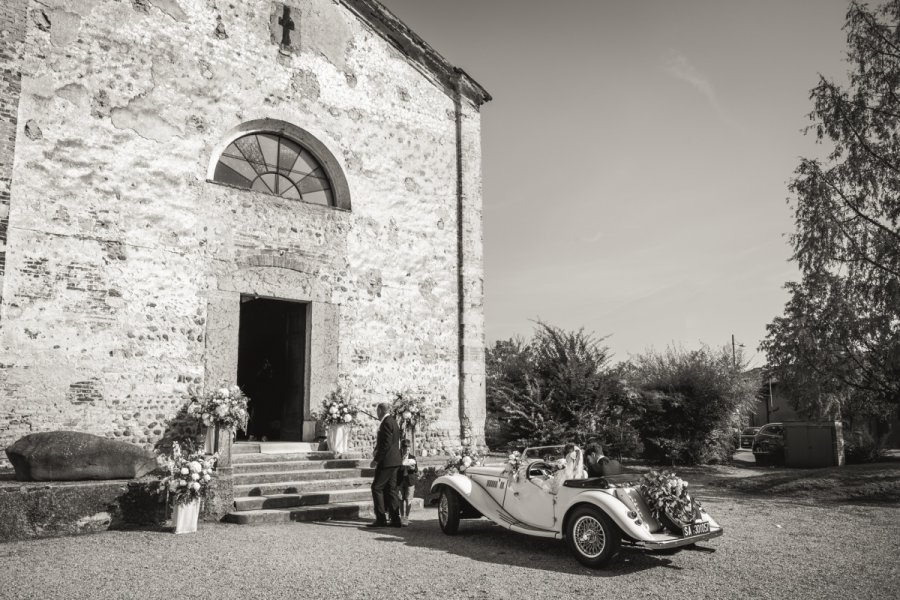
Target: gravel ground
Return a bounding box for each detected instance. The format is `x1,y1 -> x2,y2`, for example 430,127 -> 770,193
1,492 -> 898,600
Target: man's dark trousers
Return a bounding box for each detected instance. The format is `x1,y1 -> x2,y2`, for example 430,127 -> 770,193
371,465 -> 400,523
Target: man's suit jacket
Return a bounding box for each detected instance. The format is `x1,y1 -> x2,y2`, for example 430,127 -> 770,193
585,453 -> 605,478
373,415 -> 402,468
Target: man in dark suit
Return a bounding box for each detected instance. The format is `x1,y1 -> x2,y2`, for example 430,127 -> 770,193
368,402 -> 402,528
584,443 -> 606,478
585,442 -> 624,477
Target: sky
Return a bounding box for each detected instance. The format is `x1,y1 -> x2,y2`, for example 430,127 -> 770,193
379,0 -> 853,366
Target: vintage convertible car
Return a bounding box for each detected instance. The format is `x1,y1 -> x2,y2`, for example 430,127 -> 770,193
431,446 -> 724,568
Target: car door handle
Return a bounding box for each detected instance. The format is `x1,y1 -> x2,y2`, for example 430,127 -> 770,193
513,492 -> 519,496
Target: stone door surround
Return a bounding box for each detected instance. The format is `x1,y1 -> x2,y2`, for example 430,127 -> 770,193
204,257 -> 339,442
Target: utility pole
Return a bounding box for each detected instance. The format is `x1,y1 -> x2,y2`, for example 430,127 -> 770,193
732,334 -> 737,369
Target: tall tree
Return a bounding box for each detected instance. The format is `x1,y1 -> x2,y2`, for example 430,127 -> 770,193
762,0 -> 900,409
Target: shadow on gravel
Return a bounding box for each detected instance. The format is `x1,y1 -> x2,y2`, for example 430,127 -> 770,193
326,517 -> 696,576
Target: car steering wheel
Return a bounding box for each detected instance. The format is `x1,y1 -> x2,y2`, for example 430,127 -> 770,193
526,462 -> 552,480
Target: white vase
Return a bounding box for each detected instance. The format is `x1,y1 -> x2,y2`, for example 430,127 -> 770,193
173,498 -> 201,534
326,424 -> 350,454
204,426 -> 217,454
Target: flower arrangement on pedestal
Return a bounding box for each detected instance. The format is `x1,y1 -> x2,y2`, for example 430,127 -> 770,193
638,470 -> 702,530
390,391 -> 436,454
186,385 -> 250,452
312,388 -> 359,454
443,446 -> 483,475
390,391 -> 435,431
157,442 -> 218,534
313,388 -> 360,426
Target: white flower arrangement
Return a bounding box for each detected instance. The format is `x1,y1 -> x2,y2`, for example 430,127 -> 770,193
390,391 -> 435,431
502,450 -> 523,481
443,446 -> 483,475
158,442 -> 218,505
313,388 -> 359,427
638,470 -> 702,526
185,384 -> 250,432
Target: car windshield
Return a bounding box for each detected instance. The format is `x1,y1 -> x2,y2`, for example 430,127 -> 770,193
743,428 -> 760,435
522,445 -> 567,462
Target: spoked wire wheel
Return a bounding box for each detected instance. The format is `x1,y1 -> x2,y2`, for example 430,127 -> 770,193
565,506 -> 621,568
437,488 -> 461,534
573,515 -> 607,558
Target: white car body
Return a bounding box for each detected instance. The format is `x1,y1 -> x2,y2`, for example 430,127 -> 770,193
431,452 -> 723,566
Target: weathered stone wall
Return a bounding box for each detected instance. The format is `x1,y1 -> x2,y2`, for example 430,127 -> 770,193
0,0 -> 487,466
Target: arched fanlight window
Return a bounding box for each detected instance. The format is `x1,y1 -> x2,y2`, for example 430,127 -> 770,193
213,132 -> 334,206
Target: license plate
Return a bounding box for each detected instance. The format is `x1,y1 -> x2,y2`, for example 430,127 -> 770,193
682,521 -> 710,536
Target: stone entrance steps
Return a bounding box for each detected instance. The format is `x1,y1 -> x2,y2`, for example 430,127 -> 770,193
224,442 -> 421,525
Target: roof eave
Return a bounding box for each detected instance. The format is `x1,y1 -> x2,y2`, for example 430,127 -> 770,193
340,0 -> 492,106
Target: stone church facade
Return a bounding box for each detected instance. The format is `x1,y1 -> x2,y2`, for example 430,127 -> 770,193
0,0 -> 489,465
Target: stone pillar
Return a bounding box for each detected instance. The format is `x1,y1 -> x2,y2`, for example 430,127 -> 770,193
201,425 -> 234,521
455,78 -> 487,450
304,301 -> 340,441
202,291 -> 238,519
0,0 -> 28,315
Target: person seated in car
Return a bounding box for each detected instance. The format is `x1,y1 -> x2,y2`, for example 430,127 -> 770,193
545,443 -> 587,494
584,443 -> 607,478
564,442 -> 587,480
585,442 -> 624,477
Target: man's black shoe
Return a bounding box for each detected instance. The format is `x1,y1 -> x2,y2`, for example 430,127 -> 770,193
366,520 -> 388,529
390,521 -> 403,528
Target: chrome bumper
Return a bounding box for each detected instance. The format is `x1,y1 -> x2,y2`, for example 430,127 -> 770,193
641,526 -> 724,550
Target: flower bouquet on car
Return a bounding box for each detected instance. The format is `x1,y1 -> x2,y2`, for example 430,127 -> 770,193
443,446 -> 483,475
502,450 -> 524,481
638,470 -> 703,534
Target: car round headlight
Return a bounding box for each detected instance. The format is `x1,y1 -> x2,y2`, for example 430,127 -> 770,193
626,511 -> 637,520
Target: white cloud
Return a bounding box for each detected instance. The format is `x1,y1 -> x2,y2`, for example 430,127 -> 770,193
663,51 -> 743,131
582,230 -> 606,243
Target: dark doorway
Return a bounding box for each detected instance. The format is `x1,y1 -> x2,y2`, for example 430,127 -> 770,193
237,297 -> 307,441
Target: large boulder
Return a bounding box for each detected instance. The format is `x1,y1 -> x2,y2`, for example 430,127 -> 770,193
5,431 -> 158,481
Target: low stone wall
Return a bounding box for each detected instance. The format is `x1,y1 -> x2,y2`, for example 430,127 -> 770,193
0,473 -> 231,543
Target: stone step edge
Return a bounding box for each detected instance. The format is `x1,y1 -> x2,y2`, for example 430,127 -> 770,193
223,499 -> 424,525
233,459 -> 367,470
234,476 -> 373,493
233,468 -> 373,479
231,452 -> 369,464
233,489 -> 372,510
232,452 -> 338,463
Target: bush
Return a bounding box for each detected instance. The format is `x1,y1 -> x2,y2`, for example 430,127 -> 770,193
844,429 -> 887,464
628,345 -> 760,465
486,323 -> 642,457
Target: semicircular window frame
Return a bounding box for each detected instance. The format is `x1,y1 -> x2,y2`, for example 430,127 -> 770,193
213,132 -> 335,206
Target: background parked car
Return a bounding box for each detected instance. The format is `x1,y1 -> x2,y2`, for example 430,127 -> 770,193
752,423 -> 785,465
740,427 -> 761,449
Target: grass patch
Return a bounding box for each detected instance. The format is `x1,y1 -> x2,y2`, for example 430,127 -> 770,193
702,462 -> 900,503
